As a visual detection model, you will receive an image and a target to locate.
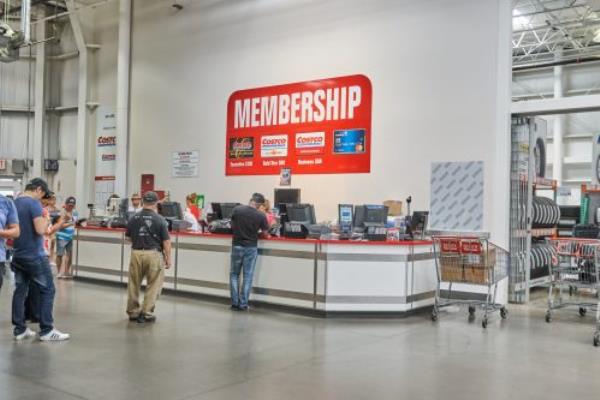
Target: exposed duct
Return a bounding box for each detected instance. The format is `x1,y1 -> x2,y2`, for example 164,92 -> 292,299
21,0 -> 31,43
0,0 -> 32,62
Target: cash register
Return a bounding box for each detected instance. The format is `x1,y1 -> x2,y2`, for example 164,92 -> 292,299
353,204 -> 389,241
208,202 -> 240,234
283,204 -> 316,239
158,201 -> 190,231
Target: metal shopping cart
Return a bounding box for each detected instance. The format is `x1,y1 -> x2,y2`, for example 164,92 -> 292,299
546,238 -> 600,347
432,236 -> 509,328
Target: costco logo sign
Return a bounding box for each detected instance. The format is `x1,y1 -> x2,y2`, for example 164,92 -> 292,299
261,135 -> 288,158
97,136 -> 116,146
295,132 -> 325,155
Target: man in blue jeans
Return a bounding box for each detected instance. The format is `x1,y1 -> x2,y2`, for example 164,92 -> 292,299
0,193 -> 20,293
229,193 -> 270,311
11,178 -> 70,341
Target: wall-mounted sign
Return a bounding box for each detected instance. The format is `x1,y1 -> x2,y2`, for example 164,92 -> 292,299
172,151 -> 199,178
94,106 -> 116,207
226,74 -> 372,176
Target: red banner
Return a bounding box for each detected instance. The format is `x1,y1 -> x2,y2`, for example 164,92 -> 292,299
226,75 -> 372,176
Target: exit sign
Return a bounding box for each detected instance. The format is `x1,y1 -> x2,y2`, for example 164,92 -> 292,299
0,160 -> 6,170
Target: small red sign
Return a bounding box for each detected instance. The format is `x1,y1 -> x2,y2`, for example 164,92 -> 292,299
460,241 -> 482,254
226,75 -> 372,176
440,239 -> 461,253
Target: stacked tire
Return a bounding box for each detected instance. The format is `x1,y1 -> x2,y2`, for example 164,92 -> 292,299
532,196 -> 561,228
530,242 -> 556,270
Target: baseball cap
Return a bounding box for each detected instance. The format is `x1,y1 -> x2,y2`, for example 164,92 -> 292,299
28,178 -> 51,199
65,196 -> 76,206
142,191 -> 159,204
251,193 -> 265,205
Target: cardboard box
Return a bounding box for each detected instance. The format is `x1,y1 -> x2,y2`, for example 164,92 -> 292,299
440,256 -> 464,282
383,200 -> 403,216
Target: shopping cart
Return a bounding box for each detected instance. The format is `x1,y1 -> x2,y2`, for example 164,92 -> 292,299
546,238 -> 600,347
431,236 -> 509,328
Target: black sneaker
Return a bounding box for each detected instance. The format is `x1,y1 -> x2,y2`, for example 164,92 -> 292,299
129,315 -> 140,322
238,305 -> 249,311
230,305 -> 240,311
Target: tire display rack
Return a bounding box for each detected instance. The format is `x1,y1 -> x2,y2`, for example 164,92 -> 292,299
510,117 -> 559,303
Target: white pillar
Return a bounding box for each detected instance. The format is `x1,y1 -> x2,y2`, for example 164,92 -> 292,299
67,0 -> 90,206
115,0 -> 132,197
553,47 -> 564,185
31,12 -> 45,178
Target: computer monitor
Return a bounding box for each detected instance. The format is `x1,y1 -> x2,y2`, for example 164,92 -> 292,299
353,205 -> 389,228
274,189 -> 301,207
119,198 -> 129,218
410,211 -> 429,235
211,202 -> 240,220
158,202 -> 183,220
338,204 -> 354,226
286,204 -> 316,225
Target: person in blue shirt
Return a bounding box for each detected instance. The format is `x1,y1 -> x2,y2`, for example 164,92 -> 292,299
56,196 -> 78,279
0,193 -> 20,292
11,178 -> 70,342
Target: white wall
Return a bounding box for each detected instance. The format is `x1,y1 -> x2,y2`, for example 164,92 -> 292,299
91,0 -> 512,242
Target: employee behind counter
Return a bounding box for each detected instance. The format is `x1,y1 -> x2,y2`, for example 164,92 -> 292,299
111,191 -> 428,242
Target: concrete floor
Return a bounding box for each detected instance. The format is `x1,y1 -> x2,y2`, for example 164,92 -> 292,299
1,281 -> 599,400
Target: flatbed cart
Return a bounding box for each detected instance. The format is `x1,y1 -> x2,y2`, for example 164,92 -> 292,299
545,239 -> 600,347
431,236 -> 509,329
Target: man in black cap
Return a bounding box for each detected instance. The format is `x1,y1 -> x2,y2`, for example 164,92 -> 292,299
125,191 -> 172,323
11,178 -> 70,341
56,196 -> 78,279
229,193 -> 270,311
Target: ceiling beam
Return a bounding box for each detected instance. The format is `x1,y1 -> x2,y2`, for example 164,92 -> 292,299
512,94 -> 600,116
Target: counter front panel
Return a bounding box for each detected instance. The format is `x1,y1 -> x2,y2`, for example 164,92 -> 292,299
74,228 -> 438,315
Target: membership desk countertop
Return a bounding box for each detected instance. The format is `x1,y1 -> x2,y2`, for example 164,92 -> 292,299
74,227 -> 436,316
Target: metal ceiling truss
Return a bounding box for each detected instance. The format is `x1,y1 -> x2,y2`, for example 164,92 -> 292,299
513,0 -> 600,68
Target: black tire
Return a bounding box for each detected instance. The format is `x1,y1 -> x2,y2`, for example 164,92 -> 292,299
500,307 -> 508,319
534,137 -> 546,178
545,312 -> 552,323
482,317 -> 488,329
468,306 -> 476,315
594,333 -> 600,347
431,311 -> 438,322
579,307 -> 587,317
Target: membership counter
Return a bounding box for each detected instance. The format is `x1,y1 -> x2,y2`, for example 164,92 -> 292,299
73,227 -> 436,315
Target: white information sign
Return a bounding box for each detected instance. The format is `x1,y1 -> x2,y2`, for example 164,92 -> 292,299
172,151 -> 199,178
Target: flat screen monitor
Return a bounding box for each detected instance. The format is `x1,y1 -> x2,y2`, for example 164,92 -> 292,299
410,211 -> 429,234
338,204 -> 354,226
286,204 -> 316,225
211,202 -> 240,220
353,205 -> 388,228
274,189 -> 301,207
158,202 -> 183,220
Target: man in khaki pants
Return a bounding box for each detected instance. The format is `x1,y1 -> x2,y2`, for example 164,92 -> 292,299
125,191 -> 172,323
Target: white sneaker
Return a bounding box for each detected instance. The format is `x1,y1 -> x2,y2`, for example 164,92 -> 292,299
14,328 -> 37,341
39,329 -> 70,342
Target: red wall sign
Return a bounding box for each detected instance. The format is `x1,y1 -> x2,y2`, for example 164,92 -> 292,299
226,74 -> 372,176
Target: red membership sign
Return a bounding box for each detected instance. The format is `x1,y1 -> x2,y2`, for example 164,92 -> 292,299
226,74 -> 372,176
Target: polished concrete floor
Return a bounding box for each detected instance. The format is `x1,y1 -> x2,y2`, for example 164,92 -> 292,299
1,281 -> 599,400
